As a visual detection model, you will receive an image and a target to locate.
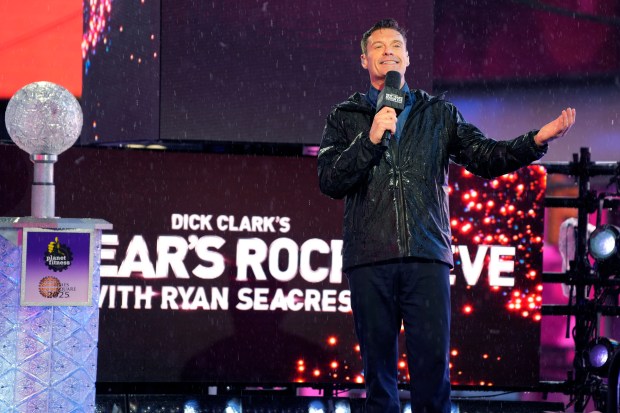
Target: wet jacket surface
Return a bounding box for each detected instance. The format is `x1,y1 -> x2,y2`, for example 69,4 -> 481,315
318,89 -> 547,270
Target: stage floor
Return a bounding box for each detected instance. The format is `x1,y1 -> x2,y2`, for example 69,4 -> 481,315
95,392 -> 567,413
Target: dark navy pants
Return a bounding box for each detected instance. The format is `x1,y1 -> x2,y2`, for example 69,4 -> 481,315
347,260 -> 451,413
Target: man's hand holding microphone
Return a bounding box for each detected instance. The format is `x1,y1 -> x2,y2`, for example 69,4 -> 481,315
369,71 -> 405,146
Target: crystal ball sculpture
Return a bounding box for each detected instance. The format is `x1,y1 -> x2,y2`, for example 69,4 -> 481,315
5,81 -> 83,156
4,81 -> 83,218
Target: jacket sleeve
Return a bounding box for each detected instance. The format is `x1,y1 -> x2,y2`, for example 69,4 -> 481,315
317,109 -> 387,199
447,105 -> 548,179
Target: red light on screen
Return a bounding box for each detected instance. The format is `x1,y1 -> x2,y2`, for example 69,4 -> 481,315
0,1 -> 82,98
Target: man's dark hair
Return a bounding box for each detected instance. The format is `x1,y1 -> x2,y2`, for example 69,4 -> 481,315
361,19 -> 407,55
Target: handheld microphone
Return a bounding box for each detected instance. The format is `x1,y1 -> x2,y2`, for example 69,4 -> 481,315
376,71 -> 405,145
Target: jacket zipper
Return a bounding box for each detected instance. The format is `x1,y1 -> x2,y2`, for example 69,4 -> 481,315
396,162 -> 408,254
392,95 -> 442,255
389,127 -> 408,254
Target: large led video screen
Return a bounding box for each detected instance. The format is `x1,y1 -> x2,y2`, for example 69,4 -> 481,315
0,144 -> 545,387
80,0 -> 620,145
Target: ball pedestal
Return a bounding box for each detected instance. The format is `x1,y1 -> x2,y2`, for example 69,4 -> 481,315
2,82 -> 112,411
0,218 -> 111,412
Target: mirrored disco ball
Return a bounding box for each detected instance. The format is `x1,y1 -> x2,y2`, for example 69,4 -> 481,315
4,81 -> 83,155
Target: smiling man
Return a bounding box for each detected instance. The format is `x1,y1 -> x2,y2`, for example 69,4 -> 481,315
318,18 -> 575,413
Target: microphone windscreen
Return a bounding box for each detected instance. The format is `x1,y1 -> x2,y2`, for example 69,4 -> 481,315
385,71 -> 401,89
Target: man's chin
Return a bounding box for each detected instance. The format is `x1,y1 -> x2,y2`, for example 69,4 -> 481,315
380,67 -> 402,75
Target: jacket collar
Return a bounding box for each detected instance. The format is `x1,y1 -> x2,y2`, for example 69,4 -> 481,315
336,88 -> 436,114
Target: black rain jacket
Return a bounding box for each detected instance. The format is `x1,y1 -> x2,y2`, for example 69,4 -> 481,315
318,89 -> 547,270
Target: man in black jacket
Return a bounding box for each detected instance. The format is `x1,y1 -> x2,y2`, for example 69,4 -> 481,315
318,18 -> 575,413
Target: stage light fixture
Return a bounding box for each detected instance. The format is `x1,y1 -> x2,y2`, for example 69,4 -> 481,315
588,224 -> 620,276
334,400 -> 351,413
183,399 -> 200,413
308,400 -> 326,413
583,337 -> 619,377
589,225 -> 620,261
224,398 -> 242,413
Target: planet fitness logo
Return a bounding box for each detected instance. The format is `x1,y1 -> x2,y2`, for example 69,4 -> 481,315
39,276 -> 62,298
44,237 -> 73,272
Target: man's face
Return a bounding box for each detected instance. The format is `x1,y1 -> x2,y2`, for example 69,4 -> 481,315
361,28 -> 409,89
